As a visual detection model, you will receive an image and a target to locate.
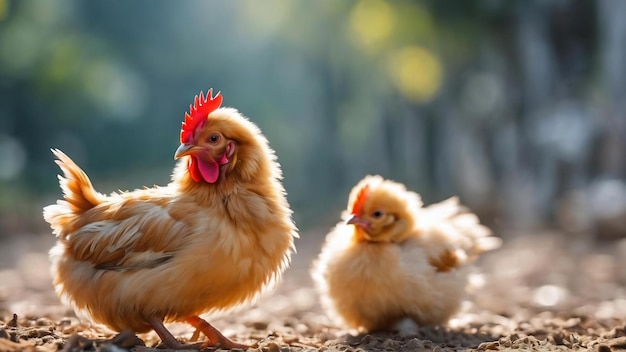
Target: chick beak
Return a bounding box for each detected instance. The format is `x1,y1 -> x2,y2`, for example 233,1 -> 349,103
174,144 -> 195,159
347,215 -> 369,228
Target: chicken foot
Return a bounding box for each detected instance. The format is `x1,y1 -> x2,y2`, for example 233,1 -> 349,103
186,315 -> 249,349
148,317 -> 203,350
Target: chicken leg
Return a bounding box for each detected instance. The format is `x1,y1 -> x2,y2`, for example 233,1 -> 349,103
185,315 -> 249,349
149,317 -> 203,350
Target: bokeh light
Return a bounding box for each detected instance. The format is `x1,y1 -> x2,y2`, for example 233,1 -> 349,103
0,20 -> 41,76
238,0 -> 292,38
348,0 -> 394,52
387,45 -> 443,103
83,60 -> 147,121
0,0 -> 8,22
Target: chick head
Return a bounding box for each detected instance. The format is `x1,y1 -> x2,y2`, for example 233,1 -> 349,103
346,175 -> 423,243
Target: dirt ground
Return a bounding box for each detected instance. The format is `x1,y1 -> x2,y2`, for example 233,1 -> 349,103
1,230 -> 626,352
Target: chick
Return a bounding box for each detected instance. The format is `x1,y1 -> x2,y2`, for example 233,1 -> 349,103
311,175 -> 500,332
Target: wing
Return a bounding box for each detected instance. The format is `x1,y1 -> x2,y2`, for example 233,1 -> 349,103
64,191 -> 195,271
418,197 -> 501,266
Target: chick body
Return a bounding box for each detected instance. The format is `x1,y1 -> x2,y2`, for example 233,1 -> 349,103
312,175 -> 499,332
314,225 -> 467,331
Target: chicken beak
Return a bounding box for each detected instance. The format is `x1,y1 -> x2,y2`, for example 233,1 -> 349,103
174,144 -> 194,159
347,215 -> 369,228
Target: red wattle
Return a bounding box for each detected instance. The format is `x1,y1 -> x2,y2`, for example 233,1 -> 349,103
188,158 -> 202,182
197,158 -> 220,183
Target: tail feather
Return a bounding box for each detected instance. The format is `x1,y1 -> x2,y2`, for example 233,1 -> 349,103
52,149 -> 103,212
422,196 -> 502,262
43,149 -> 104,237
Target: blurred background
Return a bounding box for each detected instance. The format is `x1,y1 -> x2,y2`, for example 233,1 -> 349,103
1,0 -> 625,241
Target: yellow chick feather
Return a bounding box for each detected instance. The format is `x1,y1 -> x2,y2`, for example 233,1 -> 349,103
311,175 -> 500,332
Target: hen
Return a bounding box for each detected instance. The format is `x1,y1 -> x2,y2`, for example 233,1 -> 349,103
43,89 -> 297,349
311,175 -> 500,332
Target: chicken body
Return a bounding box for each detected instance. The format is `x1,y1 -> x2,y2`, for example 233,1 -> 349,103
312,175 -> 500,332
44,91 -> 297,348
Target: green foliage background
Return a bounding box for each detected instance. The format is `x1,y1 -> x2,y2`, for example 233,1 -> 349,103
0,0 -> 624,238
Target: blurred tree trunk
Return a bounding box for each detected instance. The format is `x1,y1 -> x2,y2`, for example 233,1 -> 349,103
517,1 -> 556,110
515,0 -> 558,226
380,96 -> 427,190
598,0 -> 626,178
310,59 -> 346,198
400,103 -> 427,190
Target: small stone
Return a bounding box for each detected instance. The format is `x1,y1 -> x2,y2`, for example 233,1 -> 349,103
265,342 -> 281,352
381,339 -> 399,349
609,336 -> 626,349
36,318 -> 51,327
109,330 -> 145,348
404,338 -> 425,349
477,341 -> 499,350
63,333 -> 93,351
250,321 -> 269,330
346,335 -> 364,346
281,334 -> 298,344
4,314 -> 17,328
27,328 -> 54,338
41,335 -> 54,343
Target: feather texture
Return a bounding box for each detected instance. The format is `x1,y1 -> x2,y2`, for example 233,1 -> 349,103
43,104 -> 297,347
311,175 -> 500,332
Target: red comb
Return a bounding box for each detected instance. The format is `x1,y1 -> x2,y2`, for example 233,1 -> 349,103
180,89 -> 223,144
351,184 -> 370,216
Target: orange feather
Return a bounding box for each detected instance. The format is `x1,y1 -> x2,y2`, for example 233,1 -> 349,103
43,95 -> 297,349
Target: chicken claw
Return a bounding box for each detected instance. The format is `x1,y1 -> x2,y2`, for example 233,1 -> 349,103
148,317 -> 203,350
186,316 -> 249,350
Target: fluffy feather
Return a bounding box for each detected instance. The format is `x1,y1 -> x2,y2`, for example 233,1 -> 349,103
311,175 -> 500,332
43,93 -> 297,349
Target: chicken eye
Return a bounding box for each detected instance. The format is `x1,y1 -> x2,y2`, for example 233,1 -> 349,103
372,210 -> 384,218
208,134 -> 220,143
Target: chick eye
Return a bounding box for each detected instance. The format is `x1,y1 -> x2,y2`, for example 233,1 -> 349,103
372,210 -> 384,218
208,134 -> 220,143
